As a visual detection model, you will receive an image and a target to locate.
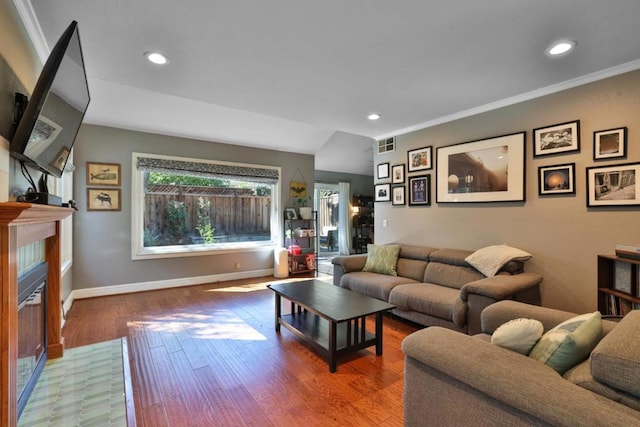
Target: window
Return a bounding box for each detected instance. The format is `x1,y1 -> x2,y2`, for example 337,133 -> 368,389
132,152 -> 280,260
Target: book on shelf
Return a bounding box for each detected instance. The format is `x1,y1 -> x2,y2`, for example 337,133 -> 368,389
614,261 -> 632,293
615,243 -> 640,260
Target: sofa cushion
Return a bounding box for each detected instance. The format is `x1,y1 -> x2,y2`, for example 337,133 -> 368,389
362,244 -> 401,276
529,311 -> 602,374
424,262 -> 485,290
428,248 -> 473,266
565,360 -> 640,411
389,283 -> 466,326
398,244 -> 438,261
465,244 -> 532,277
590,310 -> 640,398
491,318 -> 543,355
340,271 -> 416,301
396,258 -> 429,282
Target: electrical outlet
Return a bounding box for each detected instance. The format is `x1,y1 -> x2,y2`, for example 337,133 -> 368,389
234,262 -> 241,270
382,219 -> 388,228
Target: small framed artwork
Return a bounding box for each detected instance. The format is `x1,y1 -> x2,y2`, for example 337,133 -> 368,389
407,146 -> 432,172
284,208 -> 298,220
391,164 -> 405,184
374,183 -> 391,202
87,162 -> 121,186
409,175 -> 431,206
50,146 -> 70,172
377,162 -> 390,180
87,188 -> 121,211
533,120 -> 580,157
538,163 -> 575,196
594,127 -> 627,160
436,132 -> 525,203
586,162 -> 640,207
392,186 -> 405,206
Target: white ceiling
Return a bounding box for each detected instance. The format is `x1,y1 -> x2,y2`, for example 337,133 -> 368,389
15,0 -> 640,176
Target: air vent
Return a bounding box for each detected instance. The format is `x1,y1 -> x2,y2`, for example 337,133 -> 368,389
376,137 -> 395,154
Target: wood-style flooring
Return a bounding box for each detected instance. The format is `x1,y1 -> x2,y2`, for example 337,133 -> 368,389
62,275 -> 419,427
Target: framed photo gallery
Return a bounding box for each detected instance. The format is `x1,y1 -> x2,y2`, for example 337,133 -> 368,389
373,118 -> 633,208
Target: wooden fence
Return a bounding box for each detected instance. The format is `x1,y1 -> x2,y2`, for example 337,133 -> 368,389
144,193 -> 271,238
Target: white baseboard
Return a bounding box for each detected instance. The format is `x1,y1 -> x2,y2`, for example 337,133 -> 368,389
66,268 -> 274,303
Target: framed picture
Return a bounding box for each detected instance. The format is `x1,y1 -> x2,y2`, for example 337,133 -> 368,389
533,120 -> 580,157
436,132 -> 526,203
377,162 -> 390,180
50,146 -> 70,172
594,127 -> 627,160
407,146 -> 432,172
586,162 -> 640,207
392,186 -> 405,206
374,183 -> 391,202
409,175 -> 430,206
87,162 -> 121,186
87,188 -> 121,211
538,163 -> 575,195
284,208 -> 298,220
391,164 -> 405,184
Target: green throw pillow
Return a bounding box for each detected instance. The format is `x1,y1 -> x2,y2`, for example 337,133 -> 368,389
529,311 -> 602,374
362,244 -> 401,276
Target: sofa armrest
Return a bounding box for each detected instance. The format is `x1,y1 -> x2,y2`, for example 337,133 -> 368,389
481,300 -> 621,336
331,254 -> 367,286
402,327 -> 640,425
460,272 -> 542,302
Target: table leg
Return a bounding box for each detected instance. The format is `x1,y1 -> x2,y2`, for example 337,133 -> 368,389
375,312 -> 383,356
329,320 -> 337,373
274,293 -> 281,332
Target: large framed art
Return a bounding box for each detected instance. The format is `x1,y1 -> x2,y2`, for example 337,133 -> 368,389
586,162 -> 640,207
436,132 -> 526,203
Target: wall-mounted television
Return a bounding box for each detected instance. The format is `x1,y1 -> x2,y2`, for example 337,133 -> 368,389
10,20 -> 90,182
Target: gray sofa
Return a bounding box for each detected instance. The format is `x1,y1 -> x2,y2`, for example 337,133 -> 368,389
402,301 -> 640,426
331,244 -> 543,334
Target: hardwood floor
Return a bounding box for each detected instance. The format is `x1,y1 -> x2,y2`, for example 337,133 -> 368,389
62,275 -> 419,427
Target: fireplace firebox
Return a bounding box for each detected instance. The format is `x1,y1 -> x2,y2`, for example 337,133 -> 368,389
16,262 -> 48,418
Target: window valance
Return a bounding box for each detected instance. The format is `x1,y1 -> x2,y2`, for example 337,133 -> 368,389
136,156 -> 279,184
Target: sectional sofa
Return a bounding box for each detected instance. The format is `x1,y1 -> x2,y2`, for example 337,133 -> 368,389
331,243 -> 543,334
402,301 -> 640,425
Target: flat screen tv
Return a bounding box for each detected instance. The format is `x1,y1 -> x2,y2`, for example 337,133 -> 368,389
10,20 -> 90,179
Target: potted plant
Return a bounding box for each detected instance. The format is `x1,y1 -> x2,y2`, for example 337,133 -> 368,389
294,196 -> 313,219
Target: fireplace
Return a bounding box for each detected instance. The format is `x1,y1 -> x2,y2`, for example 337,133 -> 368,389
16,262 -> 48,418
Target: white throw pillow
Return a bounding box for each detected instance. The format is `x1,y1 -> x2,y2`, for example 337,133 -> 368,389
491,318 -> 544,355
465,244 -> 532,277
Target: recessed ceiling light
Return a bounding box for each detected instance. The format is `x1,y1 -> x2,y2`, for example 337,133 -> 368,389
145,51 -> 169,65
546,40 -> 576,57
367,113 -> 381,121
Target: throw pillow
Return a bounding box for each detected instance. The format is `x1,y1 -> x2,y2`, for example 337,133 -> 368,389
465,244 -> 532,277
362,244 -> 401,276
529,311 -> 602,374
491,318 -> 544,355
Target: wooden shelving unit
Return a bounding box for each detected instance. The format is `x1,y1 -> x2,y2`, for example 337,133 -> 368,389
597,254 -> 640,316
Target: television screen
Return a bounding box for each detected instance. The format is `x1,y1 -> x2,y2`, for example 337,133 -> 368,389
10,21 -> 90,178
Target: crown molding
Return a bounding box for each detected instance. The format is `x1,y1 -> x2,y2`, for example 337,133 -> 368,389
376,59 -> 640,141
11,0 -> 49,62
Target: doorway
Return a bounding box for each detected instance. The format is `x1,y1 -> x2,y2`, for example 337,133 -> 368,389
315,183 -> 340,258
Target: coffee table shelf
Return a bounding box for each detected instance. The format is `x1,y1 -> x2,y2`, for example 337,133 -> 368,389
280,311 -> 377,357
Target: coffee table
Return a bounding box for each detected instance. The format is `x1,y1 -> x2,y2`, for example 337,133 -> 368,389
267,279 -> 395,372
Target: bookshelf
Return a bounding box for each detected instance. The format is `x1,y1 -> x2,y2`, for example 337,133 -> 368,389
597,255 -> 640,316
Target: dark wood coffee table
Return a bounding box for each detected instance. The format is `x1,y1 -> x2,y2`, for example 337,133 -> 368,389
267,279 -> 395,372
